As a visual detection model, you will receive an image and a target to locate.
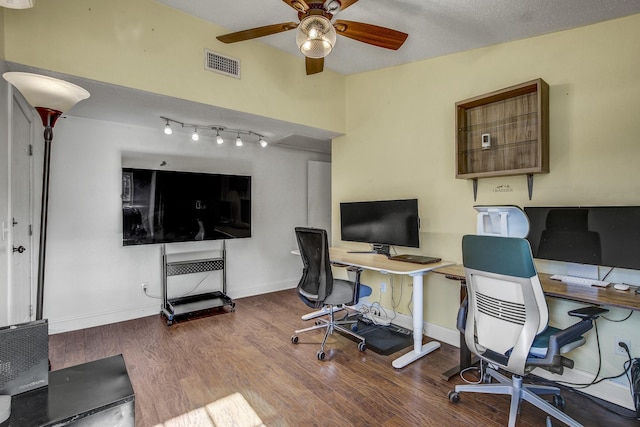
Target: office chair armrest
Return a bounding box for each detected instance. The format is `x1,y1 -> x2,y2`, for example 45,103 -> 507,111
457,296 -> 468,333
568,306 -> 609,319
347,267 -> 364,305
527,308 -> 607,369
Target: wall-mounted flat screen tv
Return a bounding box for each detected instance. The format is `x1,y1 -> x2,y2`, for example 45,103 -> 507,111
122,168 -> 251,246
340,198 -> 420,254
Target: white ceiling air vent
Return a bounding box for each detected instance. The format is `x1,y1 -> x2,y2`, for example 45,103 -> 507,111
205,49 -> 240,79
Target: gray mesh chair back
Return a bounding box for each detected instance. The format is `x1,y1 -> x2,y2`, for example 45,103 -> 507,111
295,227 -> 333,308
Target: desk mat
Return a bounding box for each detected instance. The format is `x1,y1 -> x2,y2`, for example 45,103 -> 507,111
339,316 -> 412,356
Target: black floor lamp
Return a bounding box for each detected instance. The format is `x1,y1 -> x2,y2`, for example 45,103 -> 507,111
3,72 -> 89,320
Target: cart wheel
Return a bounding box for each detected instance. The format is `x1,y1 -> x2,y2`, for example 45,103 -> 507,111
317,350 -> 326,360
552,394 -> 566,411
358,342 -> 366,352
291,335 -> 299,344
166,319 -> 173,326
351,324 -> 358,332
448,391 -> 460,403
483,373 -> 492,384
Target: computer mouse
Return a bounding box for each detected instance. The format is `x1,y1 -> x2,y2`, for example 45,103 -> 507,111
613,283 -> 630,291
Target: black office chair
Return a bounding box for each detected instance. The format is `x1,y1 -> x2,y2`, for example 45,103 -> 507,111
291,227 -> 367,360
448,235 -> 608,427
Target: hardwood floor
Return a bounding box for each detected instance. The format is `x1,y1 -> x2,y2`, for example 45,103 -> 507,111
49,290 -> 637,426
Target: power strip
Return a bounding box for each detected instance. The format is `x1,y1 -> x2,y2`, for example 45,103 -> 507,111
361,312 -> 392,326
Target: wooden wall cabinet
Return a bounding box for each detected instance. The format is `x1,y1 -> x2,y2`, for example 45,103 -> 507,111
455,78 -> 549,200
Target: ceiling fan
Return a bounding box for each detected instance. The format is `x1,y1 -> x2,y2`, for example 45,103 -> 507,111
216,0 -> 408,75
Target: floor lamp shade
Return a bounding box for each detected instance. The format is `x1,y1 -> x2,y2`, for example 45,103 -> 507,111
2,72 -> 90,122
3,72 -> 89,320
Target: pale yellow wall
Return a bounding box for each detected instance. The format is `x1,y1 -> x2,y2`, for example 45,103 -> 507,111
2,0 -> 346,134
335,13 -> 640,377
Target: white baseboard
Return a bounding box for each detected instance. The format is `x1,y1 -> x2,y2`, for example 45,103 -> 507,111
48,303 -> 160,334
533,366 -> 635,411
49,279 -> 299,334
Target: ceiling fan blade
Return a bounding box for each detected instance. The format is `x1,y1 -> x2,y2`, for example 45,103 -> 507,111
334,20 -> 408,50
282,0 -> 309,12
306,57 -> 324,75
217,22 -> 298,43
336,0 -> 359,11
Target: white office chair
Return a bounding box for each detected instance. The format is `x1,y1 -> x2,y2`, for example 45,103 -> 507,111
448,235 -> 607,427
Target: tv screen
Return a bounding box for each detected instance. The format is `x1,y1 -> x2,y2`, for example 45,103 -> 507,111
122,168 -> 251,246
340,199 -> 420,250
524,206 -> 640,270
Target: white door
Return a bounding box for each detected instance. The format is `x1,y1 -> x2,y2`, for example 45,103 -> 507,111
9,91 -> 34,323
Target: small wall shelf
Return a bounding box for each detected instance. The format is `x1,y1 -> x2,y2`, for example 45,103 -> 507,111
455,79 -> 549,200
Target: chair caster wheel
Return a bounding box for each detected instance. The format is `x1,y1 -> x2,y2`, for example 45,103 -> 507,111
448,391 -> 460,403
317,350 -> 326,360
291,335 -> 299,344
351,324 -> 358,332
358,342 -> 366,352
552,394 -> 566,411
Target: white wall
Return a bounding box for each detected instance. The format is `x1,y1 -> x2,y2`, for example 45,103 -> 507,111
0,55 -> 9,325
43,115 -> 329,333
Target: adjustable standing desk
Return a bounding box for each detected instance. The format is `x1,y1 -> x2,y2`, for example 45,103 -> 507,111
329,247 -> 454,368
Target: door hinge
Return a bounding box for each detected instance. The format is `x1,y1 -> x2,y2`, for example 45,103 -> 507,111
29,224 -> 33,236
29,304 -> 33,317
29,144 -> 33,156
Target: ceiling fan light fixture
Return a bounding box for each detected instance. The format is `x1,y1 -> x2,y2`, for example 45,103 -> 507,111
296,15 -> 336,58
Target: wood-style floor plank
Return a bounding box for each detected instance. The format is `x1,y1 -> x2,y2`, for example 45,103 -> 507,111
48,289 -> 638,426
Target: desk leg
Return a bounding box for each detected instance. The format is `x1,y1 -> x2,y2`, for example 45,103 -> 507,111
392,274 -> 440,369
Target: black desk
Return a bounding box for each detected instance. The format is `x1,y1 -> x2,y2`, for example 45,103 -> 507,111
4,354 -> 134,426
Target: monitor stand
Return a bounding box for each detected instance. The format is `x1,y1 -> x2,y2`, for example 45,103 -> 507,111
372,244 -> 390,256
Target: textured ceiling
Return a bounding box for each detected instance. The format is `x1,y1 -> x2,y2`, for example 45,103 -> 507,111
156,0 -> 640,75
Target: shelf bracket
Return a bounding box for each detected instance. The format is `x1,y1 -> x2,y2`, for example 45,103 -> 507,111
472,178 -> 478,202
527,174 -> 534,200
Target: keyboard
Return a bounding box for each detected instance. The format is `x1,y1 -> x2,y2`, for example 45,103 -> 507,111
549,274 -> 610,288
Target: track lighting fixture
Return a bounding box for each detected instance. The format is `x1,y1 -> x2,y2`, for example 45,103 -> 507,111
160,116 -> 268,148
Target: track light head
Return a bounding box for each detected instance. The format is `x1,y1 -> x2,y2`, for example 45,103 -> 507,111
236,134 -> 243,147
191,128 -> 199,141
164,120 -> 172,135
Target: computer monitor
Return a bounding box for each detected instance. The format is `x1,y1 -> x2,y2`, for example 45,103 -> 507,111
340,199 -> 420,255
524,206 -> 640,271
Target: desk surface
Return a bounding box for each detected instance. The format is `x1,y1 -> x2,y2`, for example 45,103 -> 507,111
435,264 -> 640,311
329,247 -> 454,275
